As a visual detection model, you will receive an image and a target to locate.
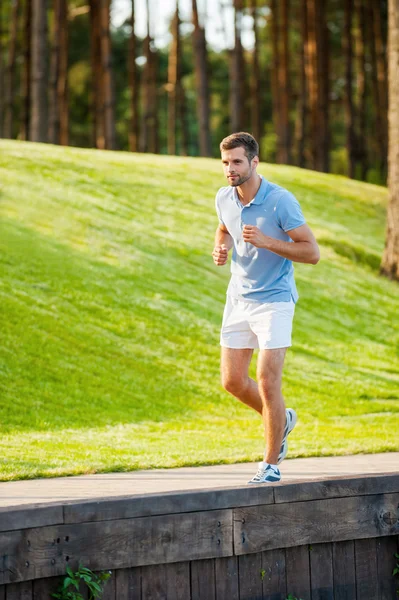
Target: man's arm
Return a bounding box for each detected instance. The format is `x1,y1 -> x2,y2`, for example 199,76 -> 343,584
212,224 -> 233,266
242,223 -> 320,265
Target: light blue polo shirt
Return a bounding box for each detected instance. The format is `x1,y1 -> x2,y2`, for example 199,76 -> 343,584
215,176 -> 306,303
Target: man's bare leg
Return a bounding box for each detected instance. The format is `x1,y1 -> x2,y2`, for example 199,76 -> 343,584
256,348 -> 287,465
221,347 -> 263,414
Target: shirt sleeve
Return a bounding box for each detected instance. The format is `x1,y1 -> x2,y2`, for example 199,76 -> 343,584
276,191 -> 306,232
215,190 -> 225,226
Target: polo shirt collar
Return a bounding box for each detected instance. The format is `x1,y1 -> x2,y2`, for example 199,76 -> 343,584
251,176 -> 268,204
233,175 -> 268,206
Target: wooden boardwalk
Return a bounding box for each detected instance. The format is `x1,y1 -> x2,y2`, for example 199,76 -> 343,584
0,452 -> 398,508
0,453 -> 398,599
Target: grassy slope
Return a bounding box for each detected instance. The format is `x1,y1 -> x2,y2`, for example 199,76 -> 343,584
0,140 -> 398,481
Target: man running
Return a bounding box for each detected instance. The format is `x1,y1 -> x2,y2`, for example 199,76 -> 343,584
212,132 -> 320,484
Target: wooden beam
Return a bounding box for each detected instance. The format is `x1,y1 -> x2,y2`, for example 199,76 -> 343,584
274,474 -> 399,503
0,505 -> 63,533
0,509 -> 232,585
234,493 -> 399,554
63,486 -> 274,524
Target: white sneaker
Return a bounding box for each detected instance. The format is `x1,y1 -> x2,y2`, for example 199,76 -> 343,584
277,408 -> 297,465
248,462 -> 281,484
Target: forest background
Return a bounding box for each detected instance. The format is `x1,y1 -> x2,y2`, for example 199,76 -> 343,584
0,0 -> 390,185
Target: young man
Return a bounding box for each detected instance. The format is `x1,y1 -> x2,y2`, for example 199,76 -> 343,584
212,132 -> 320,484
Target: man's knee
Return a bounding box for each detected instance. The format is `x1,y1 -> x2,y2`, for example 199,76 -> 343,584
258,374 -> 281,400
221,372 -> 248,397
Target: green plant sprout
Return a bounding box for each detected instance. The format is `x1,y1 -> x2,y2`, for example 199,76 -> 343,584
51,565 -> 112,600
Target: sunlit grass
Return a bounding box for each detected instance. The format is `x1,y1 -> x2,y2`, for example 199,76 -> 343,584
0,139 -> 398,481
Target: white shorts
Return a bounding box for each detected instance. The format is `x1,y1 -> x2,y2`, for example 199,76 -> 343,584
220,296 -> 295,350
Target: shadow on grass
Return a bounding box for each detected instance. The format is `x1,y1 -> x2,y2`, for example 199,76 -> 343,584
318,237 -> 381,271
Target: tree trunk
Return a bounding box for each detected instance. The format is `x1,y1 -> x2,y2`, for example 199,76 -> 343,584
58,0 -> 68,146
249,0 -> 261,145
344,0 -> 356,178
20,0 -> 32,141
168,4 -> 180,156
30,0 -> 48,142
179,79 -> 188,156
305,0 -> 329,171
381,0 -> 399,279
128,0 -> 139,152
230,0 -> 244,132
4,0 -> 20,139
89,0 -> 104,148
149,43 -> 159,154
295,0 -> 307,168
317,0 -> 330,172
140,0 -> 158,154
278,0 -> 291,164
48,0 -> 68,145
372,0 -> 389,178
355,0 -> 368,179
0,0 -> 4,138
192,0 -> 211,156
100,0 -> 116,150
270,0 -> 281,161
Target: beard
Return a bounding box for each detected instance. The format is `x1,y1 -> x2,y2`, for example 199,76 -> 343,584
228,167 -> 253,187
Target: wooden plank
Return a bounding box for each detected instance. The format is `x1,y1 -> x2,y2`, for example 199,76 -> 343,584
285,545 -> 310,600
0,505 -> 64,533
309,543 -> 333,600
376,536 -> 398,600
190,559 -> 216,600
355,538 -> 379,600
101,571 -> 116,600
214,556 -> 239,600
261,548 -> 287,600
5,581 -> 33,600
115,567 -> 141,600
238,552 -> 263,599
64,486 -> 274,524
0,509 -> 232,585
234,493 -> 399,554
274,473 -> 399,504
332,540 -> 356,600
32,577 -> 63,600
141,562 -> 190,600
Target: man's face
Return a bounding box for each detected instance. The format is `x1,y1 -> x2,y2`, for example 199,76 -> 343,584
221,146 -> 255,187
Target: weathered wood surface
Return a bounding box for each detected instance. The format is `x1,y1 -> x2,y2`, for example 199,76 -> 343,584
63,486 -> 274,525
0,505 -> 64,533
0,536 -> 398,599
214,556 -> 239,600
261,548 -> 287,600
376,536 -> 399,600
234,492 -> 399,554
285,545 -> 310,600
309,543 -> 334,600
0,509 -> 232,585
4,581 -> 33,600
332,540 -> 356,600
274,473 -> 399,504
355,538 -> 379,600
32,576 -> 63,600
191,558 -> 216,600
141,562 -> 191,600
238,552 -> 263,599
115,567 -> 141,600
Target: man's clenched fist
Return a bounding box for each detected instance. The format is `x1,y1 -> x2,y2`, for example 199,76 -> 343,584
212,244 -> 228,266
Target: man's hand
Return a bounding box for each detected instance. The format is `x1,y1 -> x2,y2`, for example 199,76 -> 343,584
212,244 -> 228,266
242,225 -> 269,248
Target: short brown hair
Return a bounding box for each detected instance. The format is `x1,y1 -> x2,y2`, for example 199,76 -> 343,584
220,132 -> 259,162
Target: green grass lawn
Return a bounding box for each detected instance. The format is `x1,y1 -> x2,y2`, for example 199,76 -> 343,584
0,140 -> 398,481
